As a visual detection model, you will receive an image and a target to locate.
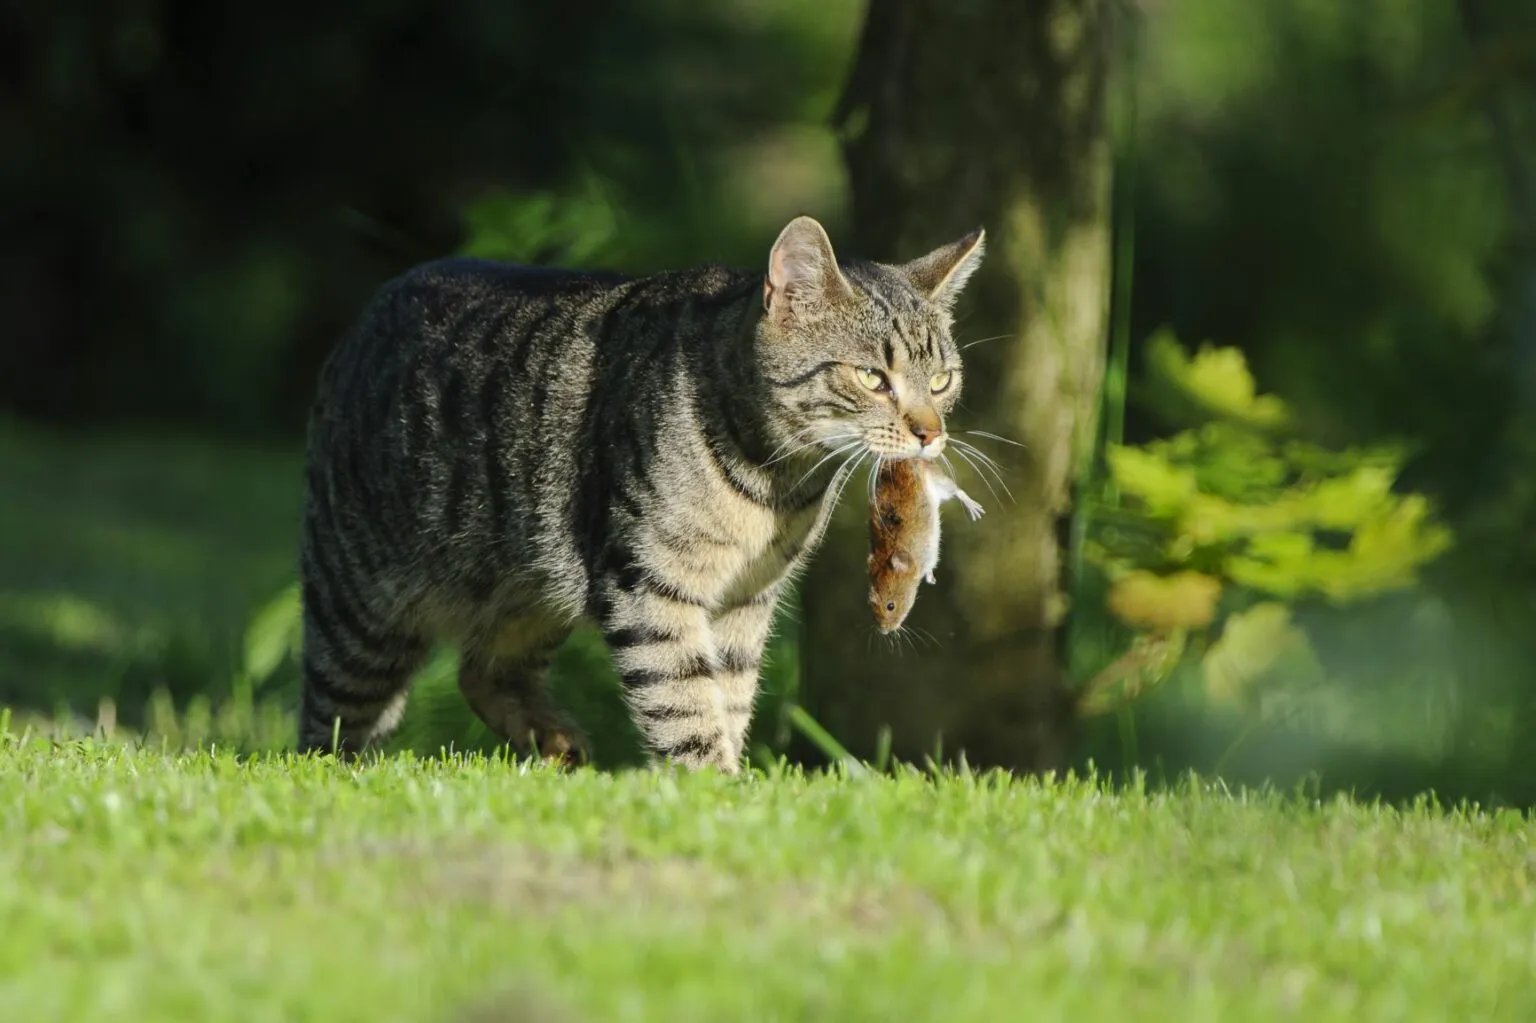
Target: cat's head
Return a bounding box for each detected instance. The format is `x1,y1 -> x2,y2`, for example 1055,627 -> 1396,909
755,215 -> 984,469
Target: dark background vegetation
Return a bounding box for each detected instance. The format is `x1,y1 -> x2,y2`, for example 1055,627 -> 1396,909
3,0 -> 1535,804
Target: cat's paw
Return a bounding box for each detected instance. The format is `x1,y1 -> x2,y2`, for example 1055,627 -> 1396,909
656,736 -> 741,775
533,719 -> 592,771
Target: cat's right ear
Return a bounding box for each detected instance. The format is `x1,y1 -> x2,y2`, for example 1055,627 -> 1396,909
764,216 -> 853,324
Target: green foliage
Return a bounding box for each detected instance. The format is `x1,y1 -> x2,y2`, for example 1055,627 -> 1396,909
1139,328 -> 1290,431
1202,602 -> 1327,711
241,581 -> 302,690
1084,332 -> 1454,718
460,177 -> 623,269
6,0 -> 861,435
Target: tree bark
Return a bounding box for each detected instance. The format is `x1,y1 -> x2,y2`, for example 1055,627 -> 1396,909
797,0 -> 1114,773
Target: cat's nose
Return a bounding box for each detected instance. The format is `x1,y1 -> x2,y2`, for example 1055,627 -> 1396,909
905,409 -> 944,452
908,420 -> 942,448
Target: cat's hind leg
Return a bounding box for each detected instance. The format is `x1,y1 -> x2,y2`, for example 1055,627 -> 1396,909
458,618 -> 587,766
296,549 -> 428,757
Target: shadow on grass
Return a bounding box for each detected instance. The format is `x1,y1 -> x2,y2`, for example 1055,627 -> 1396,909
0,421 -> 303,723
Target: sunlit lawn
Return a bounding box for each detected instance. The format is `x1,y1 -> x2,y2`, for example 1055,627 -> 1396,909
2,736 -> 1533,1022
5,423 -> 1536,1021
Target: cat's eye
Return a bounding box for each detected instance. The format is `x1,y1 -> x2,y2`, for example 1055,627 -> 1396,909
857,368 -> 889,393
929,370 -> 955,394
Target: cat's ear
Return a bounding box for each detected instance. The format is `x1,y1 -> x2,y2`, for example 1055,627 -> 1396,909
765,216 -> 853,322
903,228 -> 985,311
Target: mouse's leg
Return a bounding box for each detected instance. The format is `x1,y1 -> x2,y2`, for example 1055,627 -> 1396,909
955,488 -> 985,521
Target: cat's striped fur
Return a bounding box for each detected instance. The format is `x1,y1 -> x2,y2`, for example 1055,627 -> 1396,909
298,216 -> 984,772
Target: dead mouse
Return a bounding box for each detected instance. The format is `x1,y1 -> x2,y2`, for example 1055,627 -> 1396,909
868,459 -> 983,634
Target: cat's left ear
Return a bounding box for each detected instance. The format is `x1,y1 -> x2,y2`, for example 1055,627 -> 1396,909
903,228 -> 985,312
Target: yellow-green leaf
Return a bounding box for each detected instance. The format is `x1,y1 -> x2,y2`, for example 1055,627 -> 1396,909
1202,602 -> 1324,709
1106,570 -> 1223,630
1144,330 -> 1290,430
1106,445 -> 1199,515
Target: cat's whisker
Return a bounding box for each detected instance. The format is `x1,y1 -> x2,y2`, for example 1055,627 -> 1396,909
950,437 -> 1010,469
765,422 -> 858,463
950,439 -> 1014,502
827,449 -> 869,511
960,333 -> 1014,350
963,429 -> 1025,449
952,447 -> 1004,507
959,447 -> 1012,505
764,424 -> 819,462
767,430 -> 859,467
867,455 -> 885,504
792,440 -> 863,492
969,454 -> 1014,504
818,452 -> 860,516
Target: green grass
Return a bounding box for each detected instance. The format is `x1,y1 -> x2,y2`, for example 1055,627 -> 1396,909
3,735 -> 1533,1022
6,421 -> 1536,1019
0,420 -> 303,719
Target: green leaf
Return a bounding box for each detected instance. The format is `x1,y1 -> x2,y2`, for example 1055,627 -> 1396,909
1202,602 -> 1325,711
1106,570 -> 1223,630
242,582 -> 302,687
1142,329 -> 1291,430
1106,444 -> 1199,515
1293,464 -> 1396,528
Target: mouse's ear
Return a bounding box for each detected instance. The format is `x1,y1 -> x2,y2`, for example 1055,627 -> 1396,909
889,550 -> 914,574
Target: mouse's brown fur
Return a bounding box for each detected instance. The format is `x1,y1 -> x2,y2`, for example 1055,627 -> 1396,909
868,459 -> 983,634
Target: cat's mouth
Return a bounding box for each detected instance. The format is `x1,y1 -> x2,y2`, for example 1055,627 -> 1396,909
866,437 -> 946,461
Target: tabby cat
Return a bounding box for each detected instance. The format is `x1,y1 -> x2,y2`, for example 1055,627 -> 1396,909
298,215 -> 984,772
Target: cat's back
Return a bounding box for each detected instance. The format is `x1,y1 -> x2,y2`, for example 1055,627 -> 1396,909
329,256 -> 753,377
309,257 -> 636,444
303,254 -> 759,614
353,256 -> 634,361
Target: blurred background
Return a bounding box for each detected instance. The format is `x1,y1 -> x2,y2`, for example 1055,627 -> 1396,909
3,0 -> 1534,804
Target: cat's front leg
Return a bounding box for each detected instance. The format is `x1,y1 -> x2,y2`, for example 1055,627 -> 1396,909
598,567 -> 736,773
711,586 -> 781,766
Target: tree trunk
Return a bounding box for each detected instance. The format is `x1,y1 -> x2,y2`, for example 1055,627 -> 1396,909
797,0 -> 1114,773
